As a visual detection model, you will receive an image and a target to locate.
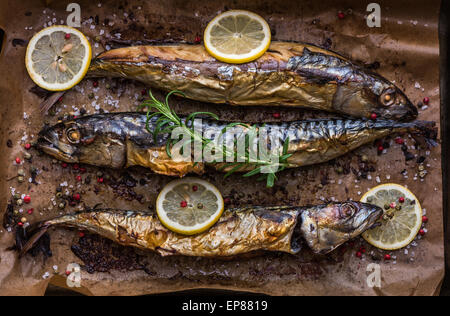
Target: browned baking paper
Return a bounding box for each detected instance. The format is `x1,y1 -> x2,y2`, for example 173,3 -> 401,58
0,0 -> 443,296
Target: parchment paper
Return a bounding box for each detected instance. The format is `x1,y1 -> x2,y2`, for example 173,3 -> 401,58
0,0 -> 444,296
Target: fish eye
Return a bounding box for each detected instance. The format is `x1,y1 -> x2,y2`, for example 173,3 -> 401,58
65,125 -> 81,144
380,88 -> 396,107
340,203 -> 356,218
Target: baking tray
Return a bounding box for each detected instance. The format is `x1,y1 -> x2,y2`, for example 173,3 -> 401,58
0,0 -> 445,296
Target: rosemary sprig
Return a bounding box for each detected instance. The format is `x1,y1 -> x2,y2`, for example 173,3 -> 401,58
138,90 -> 292,187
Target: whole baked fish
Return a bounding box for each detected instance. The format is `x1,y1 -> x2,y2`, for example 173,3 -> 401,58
16,202 -> 382,257
88,42 -> 417,121
36,113 -> 436,177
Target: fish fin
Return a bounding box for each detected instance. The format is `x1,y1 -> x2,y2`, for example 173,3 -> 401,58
16,223 -> 51,258
39,91 -> 66,114
410,120 -> 439,148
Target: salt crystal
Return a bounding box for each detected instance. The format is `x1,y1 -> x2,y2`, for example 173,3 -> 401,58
375,176 -> 381,183
42,272 -> 50,279
414,82 -> 421,89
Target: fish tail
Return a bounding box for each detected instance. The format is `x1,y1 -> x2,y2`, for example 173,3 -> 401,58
16,222 -> 52,258
407,120 -> 439,147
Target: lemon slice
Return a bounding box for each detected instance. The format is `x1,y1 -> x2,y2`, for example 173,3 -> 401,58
204,10 -> 271,64
361,183 -> 422,250
25,25 -> 92,91
156,178 -> 224,235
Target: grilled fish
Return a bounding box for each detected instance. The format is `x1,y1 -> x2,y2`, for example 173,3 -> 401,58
17,202 -> 382,257
88,42 -> 417,121
36,113 -> 437,177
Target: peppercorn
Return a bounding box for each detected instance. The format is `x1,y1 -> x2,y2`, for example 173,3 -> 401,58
192,185 -> 198,192
419,229 -> 425,236
23,195 -> 31,203
337,11 -> 345,19
24,143 -> 31,150
272,113 -> 281,119
180,200 -> 187,208
399,197 -> 405,203
370,113 -> 377,120
423,97 -> 430,105
65,33 -> 71,40
422,215 -> 428,223
384,254 -> 391,260
417,156 -> 426,164
404,152 -> 414,161
15,157 -> 21,164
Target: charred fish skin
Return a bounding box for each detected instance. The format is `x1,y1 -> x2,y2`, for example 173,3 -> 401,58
17,202 -> 382,258
36,113 -> 437,176
88,42 -> 417,121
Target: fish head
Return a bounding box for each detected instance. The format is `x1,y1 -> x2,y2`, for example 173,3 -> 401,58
335,80 -> 417,121
371,83 -> 417,121
37,116 -> 127,168
300,201 -> 383,254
